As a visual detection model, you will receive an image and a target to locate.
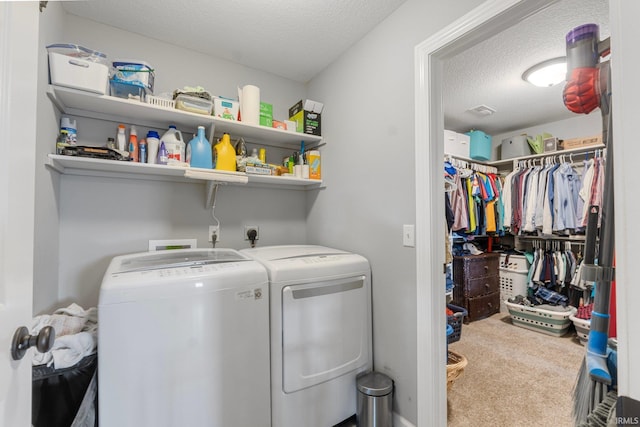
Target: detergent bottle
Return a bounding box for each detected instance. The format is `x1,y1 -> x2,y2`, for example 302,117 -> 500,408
214,132 -> 236,171
189,126 -> 213,169
146,130 -> 160,164
160,125 -> 185,163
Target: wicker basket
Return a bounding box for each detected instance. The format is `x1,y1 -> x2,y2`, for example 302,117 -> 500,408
446,350 -> 468,391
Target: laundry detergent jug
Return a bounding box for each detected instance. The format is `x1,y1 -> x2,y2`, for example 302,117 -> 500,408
188,126 -> 213,169
160,125 -> 185,163
214,133 -> 236,171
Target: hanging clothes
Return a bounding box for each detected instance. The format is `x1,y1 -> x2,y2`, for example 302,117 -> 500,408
445,161 -> 504,236
505,158 -> 590,236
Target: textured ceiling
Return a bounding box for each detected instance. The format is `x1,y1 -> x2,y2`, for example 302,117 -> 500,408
62,0 -> 609,136
62,0 -> 408,83
443,0 -> 610,136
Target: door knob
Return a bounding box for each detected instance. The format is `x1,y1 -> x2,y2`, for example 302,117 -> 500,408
11,326 -> 55,361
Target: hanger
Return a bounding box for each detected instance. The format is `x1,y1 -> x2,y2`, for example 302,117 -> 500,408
444,176 -> 457,193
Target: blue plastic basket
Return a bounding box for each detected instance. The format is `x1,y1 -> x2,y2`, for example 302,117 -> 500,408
447,304 -> 468,344
466,130 -> 492,161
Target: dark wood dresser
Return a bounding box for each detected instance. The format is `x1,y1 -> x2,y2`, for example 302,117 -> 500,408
452,253 -> 500,322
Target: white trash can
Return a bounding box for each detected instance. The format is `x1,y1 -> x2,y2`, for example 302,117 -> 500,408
356,371 -> 394,427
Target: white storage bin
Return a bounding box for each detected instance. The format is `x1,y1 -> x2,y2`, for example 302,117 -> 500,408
499,253 -> 529,271
499,267 -> 529,302
444,130 -> 470,158
47,44 -> 109,94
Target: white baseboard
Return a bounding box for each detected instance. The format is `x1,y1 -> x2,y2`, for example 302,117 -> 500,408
393,412 -> 416,427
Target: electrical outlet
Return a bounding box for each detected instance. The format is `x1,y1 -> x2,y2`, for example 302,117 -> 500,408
244,226 -> 259,241
209,225 -> 220,242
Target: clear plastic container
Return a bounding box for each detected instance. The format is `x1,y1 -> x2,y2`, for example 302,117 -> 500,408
175,94 -> 213,115
111,60 -> 155,93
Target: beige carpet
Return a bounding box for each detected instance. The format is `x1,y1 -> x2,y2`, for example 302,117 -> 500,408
447,311 -> 585,427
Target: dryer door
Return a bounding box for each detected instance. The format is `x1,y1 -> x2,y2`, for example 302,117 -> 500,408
281,275 -> 369,393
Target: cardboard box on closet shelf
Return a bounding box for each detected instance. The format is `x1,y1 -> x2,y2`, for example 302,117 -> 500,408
560,134 -> 602,150
543,137 -> 559,153
289,99 -> 323,136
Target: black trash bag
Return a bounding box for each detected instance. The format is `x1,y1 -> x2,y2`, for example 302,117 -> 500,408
32,354 -> 97,427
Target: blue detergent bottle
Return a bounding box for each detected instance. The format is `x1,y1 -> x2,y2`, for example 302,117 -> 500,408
188,126 -> 213,169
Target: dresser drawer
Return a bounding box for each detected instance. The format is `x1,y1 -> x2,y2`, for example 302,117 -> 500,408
452,276 -> 499,302
453,253 -> 499,281
462,275 -> 499,298
466,292 -> 500,322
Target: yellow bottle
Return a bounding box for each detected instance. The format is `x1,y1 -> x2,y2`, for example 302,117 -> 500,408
215,133 -> 237,171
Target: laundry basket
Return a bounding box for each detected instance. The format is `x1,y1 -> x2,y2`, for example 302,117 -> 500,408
447,304 -> 467,344
32,354 -> 98,427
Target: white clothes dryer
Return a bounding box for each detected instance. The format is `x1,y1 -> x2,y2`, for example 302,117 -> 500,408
98,249 -> 271,427
242,245 -> 372,427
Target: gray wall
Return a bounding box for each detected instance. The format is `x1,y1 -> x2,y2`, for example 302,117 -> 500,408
306,0 -> 484,422
35,7 -> 309,313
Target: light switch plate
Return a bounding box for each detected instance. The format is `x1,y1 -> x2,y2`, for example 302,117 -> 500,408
403,224 -> 415,247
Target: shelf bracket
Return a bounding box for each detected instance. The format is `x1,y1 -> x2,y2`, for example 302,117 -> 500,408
206,181 -> 219,210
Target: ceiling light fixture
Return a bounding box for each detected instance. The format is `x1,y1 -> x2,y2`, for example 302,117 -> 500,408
522,57 -> 567,87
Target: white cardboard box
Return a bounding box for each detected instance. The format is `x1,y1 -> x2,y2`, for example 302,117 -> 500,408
444,130 -> 470,158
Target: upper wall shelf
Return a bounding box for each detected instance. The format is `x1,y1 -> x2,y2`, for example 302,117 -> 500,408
46,85 -> 323,150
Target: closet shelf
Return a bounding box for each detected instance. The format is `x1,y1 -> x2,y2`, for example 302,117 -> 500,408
447,143 -> 606,169
516,235 -> 586,242
488,143 -> 606,168
46,85 -> 323,149
46,154 -> 324,190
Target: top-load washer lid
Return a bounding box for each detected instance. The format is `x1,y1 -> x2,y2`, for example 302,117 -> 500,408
113,248 -> 248,273
100,248 -> 268,305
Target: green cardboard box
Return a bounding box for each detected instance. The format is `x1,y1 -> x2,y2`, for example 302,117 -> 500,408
260,102 -> 273,127
288,99 -> 323,136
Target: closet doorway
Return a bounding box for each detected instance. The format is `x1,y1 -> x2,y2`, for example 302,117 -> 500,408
415,0 -> 615,425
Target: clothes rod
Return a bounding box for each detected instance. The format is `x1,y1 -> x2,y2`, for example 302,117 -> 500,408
445,155 -> 498,174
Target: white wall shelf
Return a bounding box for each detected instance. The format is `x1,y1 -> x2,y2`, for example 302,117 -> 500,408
46,85 -> 325,208
46,85 -> 323,150
47,154 -> 323,188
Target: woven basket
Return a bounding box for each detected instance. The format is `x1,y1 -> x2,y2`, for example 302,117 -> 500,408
446,350 -> 468,391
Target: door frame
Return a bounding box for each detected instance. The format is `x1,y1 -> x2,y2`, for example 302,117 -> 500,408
414,0 -> 565,425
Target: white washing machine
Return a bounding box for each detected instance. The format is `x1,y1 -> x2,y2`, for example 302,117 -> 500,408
242,245 -> 372,427
98,249 -> 271,427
